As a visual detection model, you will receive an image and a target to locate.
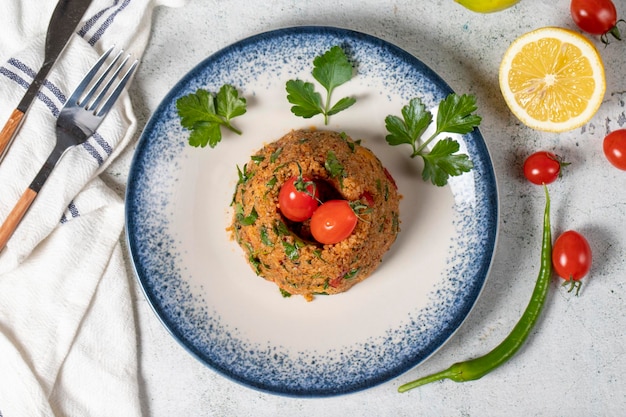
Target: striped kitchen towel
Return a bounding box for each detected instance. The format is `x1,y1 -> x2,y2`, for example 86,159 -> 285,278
0,0 -> 184,416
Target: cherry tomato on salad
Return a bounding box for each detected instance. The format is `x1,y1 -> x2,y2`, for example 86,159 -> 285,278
310,200 -> 357,244
523,151 -> 567,185
552,230 -> 592,295
570,0 -> 624,44
603,129 -> 626,170
278,176 -> 319,222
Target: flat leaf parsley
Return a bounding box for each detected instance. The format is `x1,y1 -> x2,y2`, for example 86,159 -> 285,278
286,45 -> 356,125
385,93 -> 481,186
176,84 -> 247,148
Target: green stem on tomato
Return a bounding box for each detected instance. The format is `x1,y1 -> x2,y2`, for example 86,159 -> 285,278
398,184 -> 552,393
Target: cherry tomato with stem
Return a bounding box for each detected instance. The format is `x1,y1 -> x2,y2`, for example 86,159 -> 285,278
552,230 -> 592,296
278,175 -> 319,222
523,151 -> 568,185
603,129 -> 626,170
570,0 -> 624,44
310,200 -> 357,244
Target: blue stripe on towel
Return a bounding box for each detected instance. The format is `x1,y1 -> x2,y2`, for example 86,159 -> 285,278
78,0 -> 121,37
6,57 -> 36,78
87,0 -> 132,46
0,66 -> 62,116
8,58 -> 67,104
60,200 -> 80,224
0,66 -> 29,89
68,200 -> 80,218
82,141 -> 105,166
93,132 -> 114,156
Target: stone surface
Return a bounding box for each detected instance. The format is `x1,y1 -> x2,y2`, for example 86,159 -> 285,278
104,0 -> 626,415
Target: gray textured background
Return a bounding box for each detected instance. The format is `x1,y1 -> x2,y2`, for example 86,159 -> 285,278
105,0 -> 626,415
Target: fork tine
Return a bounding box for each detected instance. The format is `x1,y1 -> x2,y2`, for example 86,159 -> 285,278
80,48 -> 124,107
66,45 -> 115,106
88,53 -> 132,112
95,58 -> 138,117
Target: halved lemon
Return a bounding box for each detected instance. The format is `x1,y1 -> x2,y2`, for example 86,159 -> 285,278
499,27 -> 606,132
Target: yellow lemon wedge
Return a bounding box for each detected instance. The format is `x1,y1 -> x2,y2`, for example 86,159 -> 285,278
499,27 -> 606,132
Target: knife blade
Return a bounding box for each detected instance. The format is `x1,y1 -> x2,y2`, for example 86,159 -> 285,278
0,0 -> 93,163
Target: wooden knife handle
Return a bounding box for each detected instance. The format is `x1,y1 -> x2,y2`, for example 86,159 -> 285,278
0,188 -> 38,251
0,108 -> 25,160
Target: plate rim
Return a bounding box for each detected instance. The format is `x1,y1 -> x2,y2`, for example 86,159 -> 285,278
125,25 -> 499,397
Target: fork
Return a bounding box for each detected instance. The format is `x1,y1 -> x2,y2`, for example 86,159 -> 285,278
0,46 -> 138,250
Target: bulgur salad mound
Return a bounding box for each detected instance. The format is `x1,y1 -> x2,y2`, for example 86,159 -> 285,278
230,129 -> 400,301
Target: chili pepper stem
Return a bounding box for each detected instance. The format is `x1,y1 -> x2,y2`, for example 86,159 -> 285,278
398,366 -> 461,392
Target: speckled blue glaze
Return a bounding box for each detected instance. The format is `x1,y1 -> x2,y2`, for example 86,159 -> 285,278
126,26 -> 498,397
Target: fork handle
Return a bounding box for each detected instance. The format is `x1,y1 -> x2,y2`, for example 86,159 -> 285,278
0,188 -> 37,251
0,108 -> 25,162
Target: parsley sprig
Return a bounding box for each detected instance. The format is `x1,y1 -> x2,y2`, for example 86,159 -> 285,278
176,85 -> 247,148
385,93 -> 481,186
286,46 -> 356,125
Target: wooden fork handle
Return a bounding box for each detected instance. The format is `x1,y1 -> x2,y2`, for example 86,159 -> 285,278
0,188 -> 37,251
0,108 -> 25,161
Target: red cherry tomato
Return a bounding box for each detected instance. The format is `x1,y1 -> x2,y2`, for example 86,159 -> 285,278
523,151 -> 565,185
552,230 -> 592,295
278,176 -> 319,222
603,129 -> 626,170
571,0 -> 622,43
310,200 -> 357,244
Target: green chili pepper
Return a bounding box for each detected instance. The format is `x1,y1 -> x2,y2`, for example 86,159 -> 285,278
398,185 -> 552,393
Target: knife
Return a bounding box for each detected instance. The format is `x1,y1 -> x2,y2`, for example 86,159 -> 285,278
0,0 -> 93,163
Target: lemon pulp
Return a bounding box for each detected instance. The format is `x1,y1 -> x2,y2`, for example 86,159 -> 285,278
499,27 -> 605,132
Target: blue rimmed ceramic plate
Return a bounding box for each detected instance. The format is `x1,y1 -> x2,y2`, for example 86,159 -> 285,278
126,26 -> 498,397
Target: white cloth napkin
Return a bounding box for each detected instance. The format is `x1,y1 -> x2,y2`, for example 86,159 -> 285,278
0,0 -> 185,415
